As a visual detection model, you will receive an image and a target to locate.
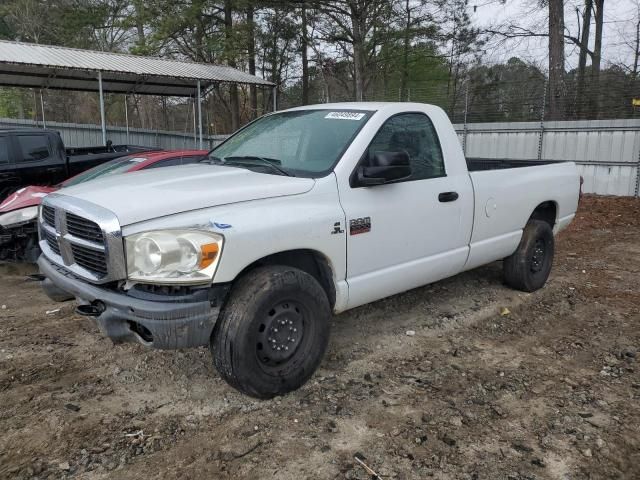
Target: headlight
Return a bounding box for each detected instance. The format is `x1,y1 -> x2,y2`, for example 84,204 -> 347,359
125,230 -> 223,284
0,206 -> 39,227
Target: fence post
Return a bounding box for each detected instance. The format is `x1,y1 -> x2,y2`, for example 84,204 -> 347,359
635,139 -> 640,198
537,79 -> 548,161
462,82 -> 469,155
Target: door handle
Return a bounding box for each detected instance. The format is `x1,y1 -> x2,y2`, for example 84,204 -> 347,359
438,191 -> 459,202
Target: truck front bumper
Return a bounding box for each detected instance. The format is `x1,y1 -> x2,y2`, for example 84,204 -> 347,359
0,220 -> 40,263
38,256 -> 226,350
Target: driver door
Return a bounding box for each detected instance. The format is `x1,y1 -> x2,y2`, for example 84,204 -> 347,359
337,112 -> 473,309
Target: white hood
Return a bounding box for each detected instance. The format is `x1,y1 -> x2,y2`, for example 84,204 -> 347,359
57,164 -> 315,225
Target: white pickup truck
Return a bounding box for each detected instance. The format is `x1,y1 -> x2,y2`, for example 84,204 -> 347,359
37,103 -> 580,398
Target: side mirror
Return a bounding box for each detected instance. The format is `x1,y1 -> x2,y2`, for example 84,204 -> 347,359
356,151 -> 412,186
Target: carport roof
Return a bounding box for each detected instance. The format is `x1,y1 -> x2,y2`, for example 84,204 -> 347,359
0,40 -> 274,96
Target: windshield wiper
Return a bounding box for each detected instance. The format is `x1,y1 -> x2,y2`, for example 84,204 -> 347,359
200,155 -> 223,165
223,156 -> 294,177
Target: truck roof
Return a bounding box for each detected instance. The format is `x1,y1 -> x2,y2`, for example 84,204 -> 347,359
285,101 -> 442,113
0,127 -> 58,135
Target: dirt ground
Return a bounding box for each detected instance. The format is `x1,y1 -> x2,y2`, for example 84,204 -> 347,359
1,195 -> 639,480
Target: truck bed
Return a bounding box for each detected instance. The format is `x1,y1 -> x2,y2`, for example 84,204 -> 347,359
467,158 -> 565,171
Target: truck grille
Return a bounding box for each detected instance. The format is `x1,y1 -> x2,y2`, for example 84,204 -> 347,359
42,205 -> 56,227
66,212 -> 104,243
43,229 -> 61,256
39,196 -> 125,284
70,244 -> 108,276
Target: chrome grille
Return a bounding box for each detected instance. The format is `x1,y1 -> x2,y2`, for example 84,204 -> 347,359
42,205 -> 56,227
66,212 -> 104,243
38,194 -> 125,284
70,244 -> 108,276
43,229 -> 61,256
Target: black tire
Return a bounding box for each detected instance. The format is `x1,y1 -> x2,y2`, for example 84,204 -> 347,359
211,265 -> 331,399
504,220 -> 555,292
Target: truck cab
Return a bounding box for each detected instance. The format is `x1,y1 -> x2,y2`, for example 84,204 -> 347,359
0,128 -> 67,201
0,127 -> 156,203
37,103 -> 580,398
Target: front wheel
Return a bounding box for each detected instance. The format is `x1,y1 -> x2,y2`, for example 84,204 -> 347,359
211,265 -> 331,398
503,220 -> 555,292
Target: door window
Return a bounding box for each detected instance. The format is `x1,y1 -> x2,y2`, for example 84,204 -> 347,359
366,113 -> 445,181
0,137 -> 9,164
17,135 -> 51,162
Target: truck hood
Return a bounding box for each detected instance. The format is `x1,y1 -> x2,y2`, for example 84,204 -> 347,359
0,185 -> 58,213
56,164 -> 315,226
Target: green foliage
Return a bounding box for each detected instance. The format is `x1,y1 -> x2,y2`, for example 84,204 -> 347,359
372,41 -> 451,103
0,88 -> 33,119
0,0 -> 636,129
467,58 -> 547,122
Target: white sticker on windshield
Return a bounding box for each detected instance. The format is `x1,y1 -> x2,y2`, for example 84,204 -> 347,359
325,111 -> 366,121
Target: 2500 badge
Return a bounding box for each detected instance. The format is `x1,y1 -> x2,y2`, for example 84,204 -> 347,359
349,217 -> 371,235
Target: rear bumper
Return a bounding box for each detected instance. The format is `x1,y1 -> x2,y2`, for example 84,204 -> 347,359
38,256 -> 225,349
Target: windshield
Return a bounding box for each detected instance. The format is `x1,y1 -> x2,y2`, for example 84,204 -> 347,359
208,109 -> 373,177
61,156 -> 147,187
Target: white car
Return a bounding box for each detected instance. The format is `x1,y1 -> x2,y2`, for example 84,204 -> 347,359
37,103 -> 580,398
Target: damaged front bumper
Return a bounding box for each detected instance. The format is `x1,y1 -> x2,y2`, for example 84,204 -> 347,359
0,220 -> 40,263
38,256 -> 229,349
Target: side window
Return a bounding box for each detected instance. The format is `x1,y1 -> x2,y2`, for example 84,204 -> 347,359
0,137 -> 10,164
367,113 -> 445,181
16,135 -> 51,162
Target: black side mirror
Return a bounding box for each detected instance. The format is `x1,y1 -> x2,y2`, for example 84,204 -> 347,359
356,151 -> 412,186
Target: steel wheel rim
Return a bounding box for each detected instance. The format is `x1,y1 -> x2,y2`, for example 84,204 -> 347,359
256,301 -> 305,367
530,238 -> 546,273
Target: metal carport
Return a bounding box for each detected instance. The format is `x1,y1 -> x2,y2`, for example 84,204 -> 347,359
0,40 -> 275,148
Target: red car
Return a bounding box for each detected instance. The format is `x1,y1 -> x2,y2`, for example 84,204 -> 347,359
0,150 -> 208,262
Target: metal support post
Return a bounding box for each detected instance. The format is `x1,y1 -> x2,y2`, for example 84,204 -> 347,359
39,90 -> 46,128
462,83 -> 469,155
98,71 -> 107,146
635,142 -> 640,197
124,95 -> 130,143
272,85 -> 277,112
537,79 -> 548,161
193,97 -> 197,148
197,80 -> 203,149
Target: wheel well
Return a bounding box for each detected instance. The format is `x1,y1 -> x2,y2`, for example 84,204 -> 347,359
529,201 -> 557,228
237,250 -> 336,308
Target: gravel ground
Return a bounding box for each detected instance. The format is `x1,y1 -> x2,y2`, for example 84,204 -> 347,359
0,195 -> 639,480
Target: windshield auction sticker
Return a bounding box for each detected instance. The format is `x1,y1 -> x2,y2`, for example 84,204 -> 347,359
325,112 -> 366,121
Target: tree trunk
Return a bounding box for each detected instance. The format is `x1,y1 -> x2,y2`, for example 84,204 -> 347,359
350,9 -> 366,101
269,11 -> 280,110
576,0 -> 592,118
548,0 -> 566,120
591,0 -> 604,118
224,0 -> 240,131
400,0 -> 411,101
301,4 -> 310,105
247,4 -> 258,118
633,18 -> 640,77
132,0 -> 146,51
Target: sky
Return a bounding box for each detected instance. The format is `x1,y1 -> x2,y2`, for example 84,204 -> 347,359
469,0 -> 639,70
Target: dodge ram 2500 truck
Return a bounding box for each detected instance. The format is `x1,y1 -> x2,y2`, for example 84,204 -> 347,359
37,103 -> 580,398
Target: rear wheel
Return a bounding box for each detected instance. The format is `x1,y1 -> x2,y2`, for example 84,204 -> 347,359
211,265 -> 330,398
503,220 -> 555,292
